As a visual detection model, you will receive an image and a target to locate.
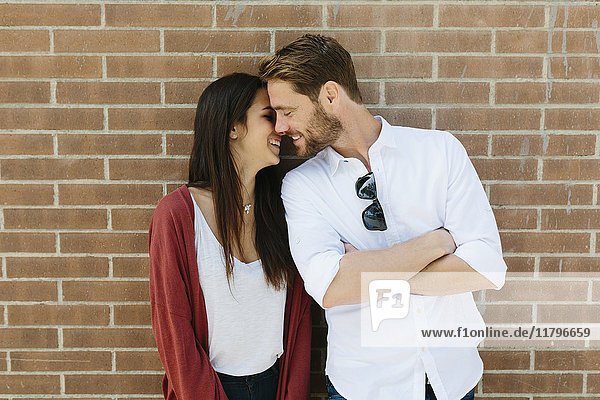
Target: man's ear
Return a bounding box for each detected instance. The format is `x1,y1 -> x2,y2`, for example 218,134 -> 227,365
320,81 -> 339,111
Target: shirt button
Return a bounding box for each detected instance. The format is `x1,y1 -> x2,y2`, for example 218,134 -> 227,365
295,238 -> 300,244
420,347 -> 425,352
416,308 -> 422,314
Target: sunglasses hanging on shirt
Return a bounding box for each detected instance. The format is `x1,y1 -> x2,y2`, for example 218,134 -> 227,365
355,172 -> 387,231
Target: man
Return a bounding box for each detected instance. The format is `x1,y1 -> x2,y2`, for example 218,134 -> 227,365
259,34 -> 507,400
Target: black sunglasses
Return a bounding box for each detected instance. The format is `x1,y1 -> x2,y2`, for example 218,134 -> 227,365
355,172 -> 387,231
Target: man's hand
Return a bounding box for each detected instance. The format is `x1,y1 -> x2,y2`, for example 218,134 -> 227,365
343,242 -> 358,254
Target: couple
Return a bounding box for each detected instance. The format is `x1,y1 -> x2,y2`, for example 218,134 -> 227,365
149,34 -> 507,400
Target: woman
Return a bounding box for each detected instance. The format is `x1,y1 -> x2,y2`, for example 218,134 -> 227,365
149,73 -> 312,400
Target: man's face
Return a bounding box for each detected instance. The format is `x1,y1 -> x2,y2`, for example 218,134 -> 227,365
267,80 -> 343,157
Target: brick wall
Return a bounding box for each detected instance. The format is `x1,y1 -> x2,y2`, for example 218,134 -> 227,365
0,1 -> 599,398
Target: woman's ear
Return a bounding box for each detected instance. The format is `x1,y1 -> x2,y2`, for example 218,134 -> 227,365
230,127 -> 237,139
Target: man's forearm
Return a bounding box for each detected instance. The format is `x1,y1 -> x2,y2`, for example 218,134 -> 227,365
409,254 -> 497,296
322,230 -> 451,308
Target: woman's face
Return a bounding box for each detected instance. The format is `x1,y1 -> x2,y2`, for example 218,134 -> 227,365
231,88 -> 281,172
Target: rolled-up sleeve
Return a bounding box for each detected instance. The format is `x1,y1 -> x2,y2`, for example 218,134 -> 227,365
444,133 -> 507,289
281,171 -> 344,308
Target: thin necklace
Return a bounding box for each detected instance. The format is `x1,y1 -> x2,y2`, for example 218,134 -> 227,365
243,202 -> 252,214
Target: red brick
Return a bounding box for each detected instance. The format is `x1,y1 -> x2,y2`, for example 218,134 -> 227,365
106,4 -> 211,27
108,108 -> 195,131
107,56 -> 211,78
216,56 -> 261,76
327,5 -> 432,27
491,134 -> 596,156
542,209 -> 600,230
1,158 -> 103,180
0,56 -> 101,78
486,280 -> 588,302
275,30 -> 381,53
493,208 -> 537,230
0,375 -> 60,394
386,82 -> 489,104
165,30 -> 270,53
537,304 -> 600,323
0,82 -> 50,103
0,108 -> 103,130
114,304 -> 151,325
480,305 -> 533,324
63,328 -> 155,348
0,184 -> 54,205
166,133 -> 193,155
58,184 -> 163,206
358,82 -> 379,104
113,257 -> 149,278
0,328 -> 58,348
554,5 -> 600,28
60,233 -> 148,254
112,208 -> 155,231
550,31 -> 600,54
440,5 -> 544,27
472,159 -> 538,181
550,57 -> 600,79
0,134 -> 53,155
0,353 -> 5,371
0,281 -> 57,301
0,30 -> 48,52
354,56 -> 432,78
367,108 -> 431,130
6,257 -> 109,278
8,305 -> 109,326
500,232 -> 590,253
4,208 -> 107,229
540,257 -> 600,273
504,256 -> 535,273
535,350 -> 600,370
64,374 -> 162,394
439,56 -> 543,79
11,351 -> 111,371
482,373 -> 582,393
496,82 -> 600,104
454,133 -> 488,156
588,374 -> 600,393
109,159 -> 187,181
57,82 -> 161,104
545,109 -> 600,131
489,184 -> 593,206
386,30 -> 490,53
63,281 -> 149,302
116,351 -> 162,371
217,5 -> 321,27
544,160 -> 600,180
54,30 -> 160,53
0,232 -> 55,253
164,81 -> 211,104
496,31 -> 548,53
58,134 -> 161,155
437,108 -> 540,131
480,350 -> 530,370
0,4 -> 100,26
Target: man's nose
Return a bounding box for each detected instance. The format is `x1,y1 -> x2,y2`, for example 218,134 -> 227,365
275,117 -> 289,134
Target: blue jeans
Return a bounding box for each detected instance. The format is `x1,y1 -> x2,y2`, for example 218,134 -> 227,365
217,361 -> 279,400
326,376 -> 476,400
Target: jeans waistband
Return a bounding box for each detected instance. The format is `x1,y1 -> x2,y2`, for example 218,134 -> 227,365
216,359 -> 279,384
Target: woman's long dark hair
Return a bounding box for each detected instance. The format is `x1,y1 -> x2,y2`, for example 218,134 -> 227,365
188,73 -> 296,289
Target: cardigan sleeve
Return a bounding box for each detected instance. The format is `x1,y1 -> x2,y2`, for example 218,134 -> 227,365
149,202 -> 227,400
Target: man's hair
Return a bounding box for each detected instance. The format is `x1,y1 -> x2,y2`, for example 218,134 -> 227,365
258,34 -> 362,104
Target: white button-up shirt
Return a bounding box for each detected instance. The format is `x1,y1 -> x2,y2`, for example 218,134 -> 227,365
281,116 -> 507,400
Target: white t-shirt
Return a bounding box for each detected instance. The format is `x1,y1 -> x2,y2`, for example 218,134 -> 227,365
190,191 -> 286,376
281,116 -> 507,400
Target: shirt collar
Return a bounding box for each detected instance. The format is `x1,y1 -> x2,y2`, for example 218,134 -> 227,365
321,116 -> 396,176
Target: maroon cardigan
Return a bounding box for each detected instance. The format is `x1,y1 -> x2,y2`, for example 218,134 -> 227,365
149,185 -> 312,400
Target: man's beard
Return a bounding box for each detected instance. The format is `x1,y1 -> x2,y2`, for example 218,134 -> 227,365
296,102 -> 343,157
